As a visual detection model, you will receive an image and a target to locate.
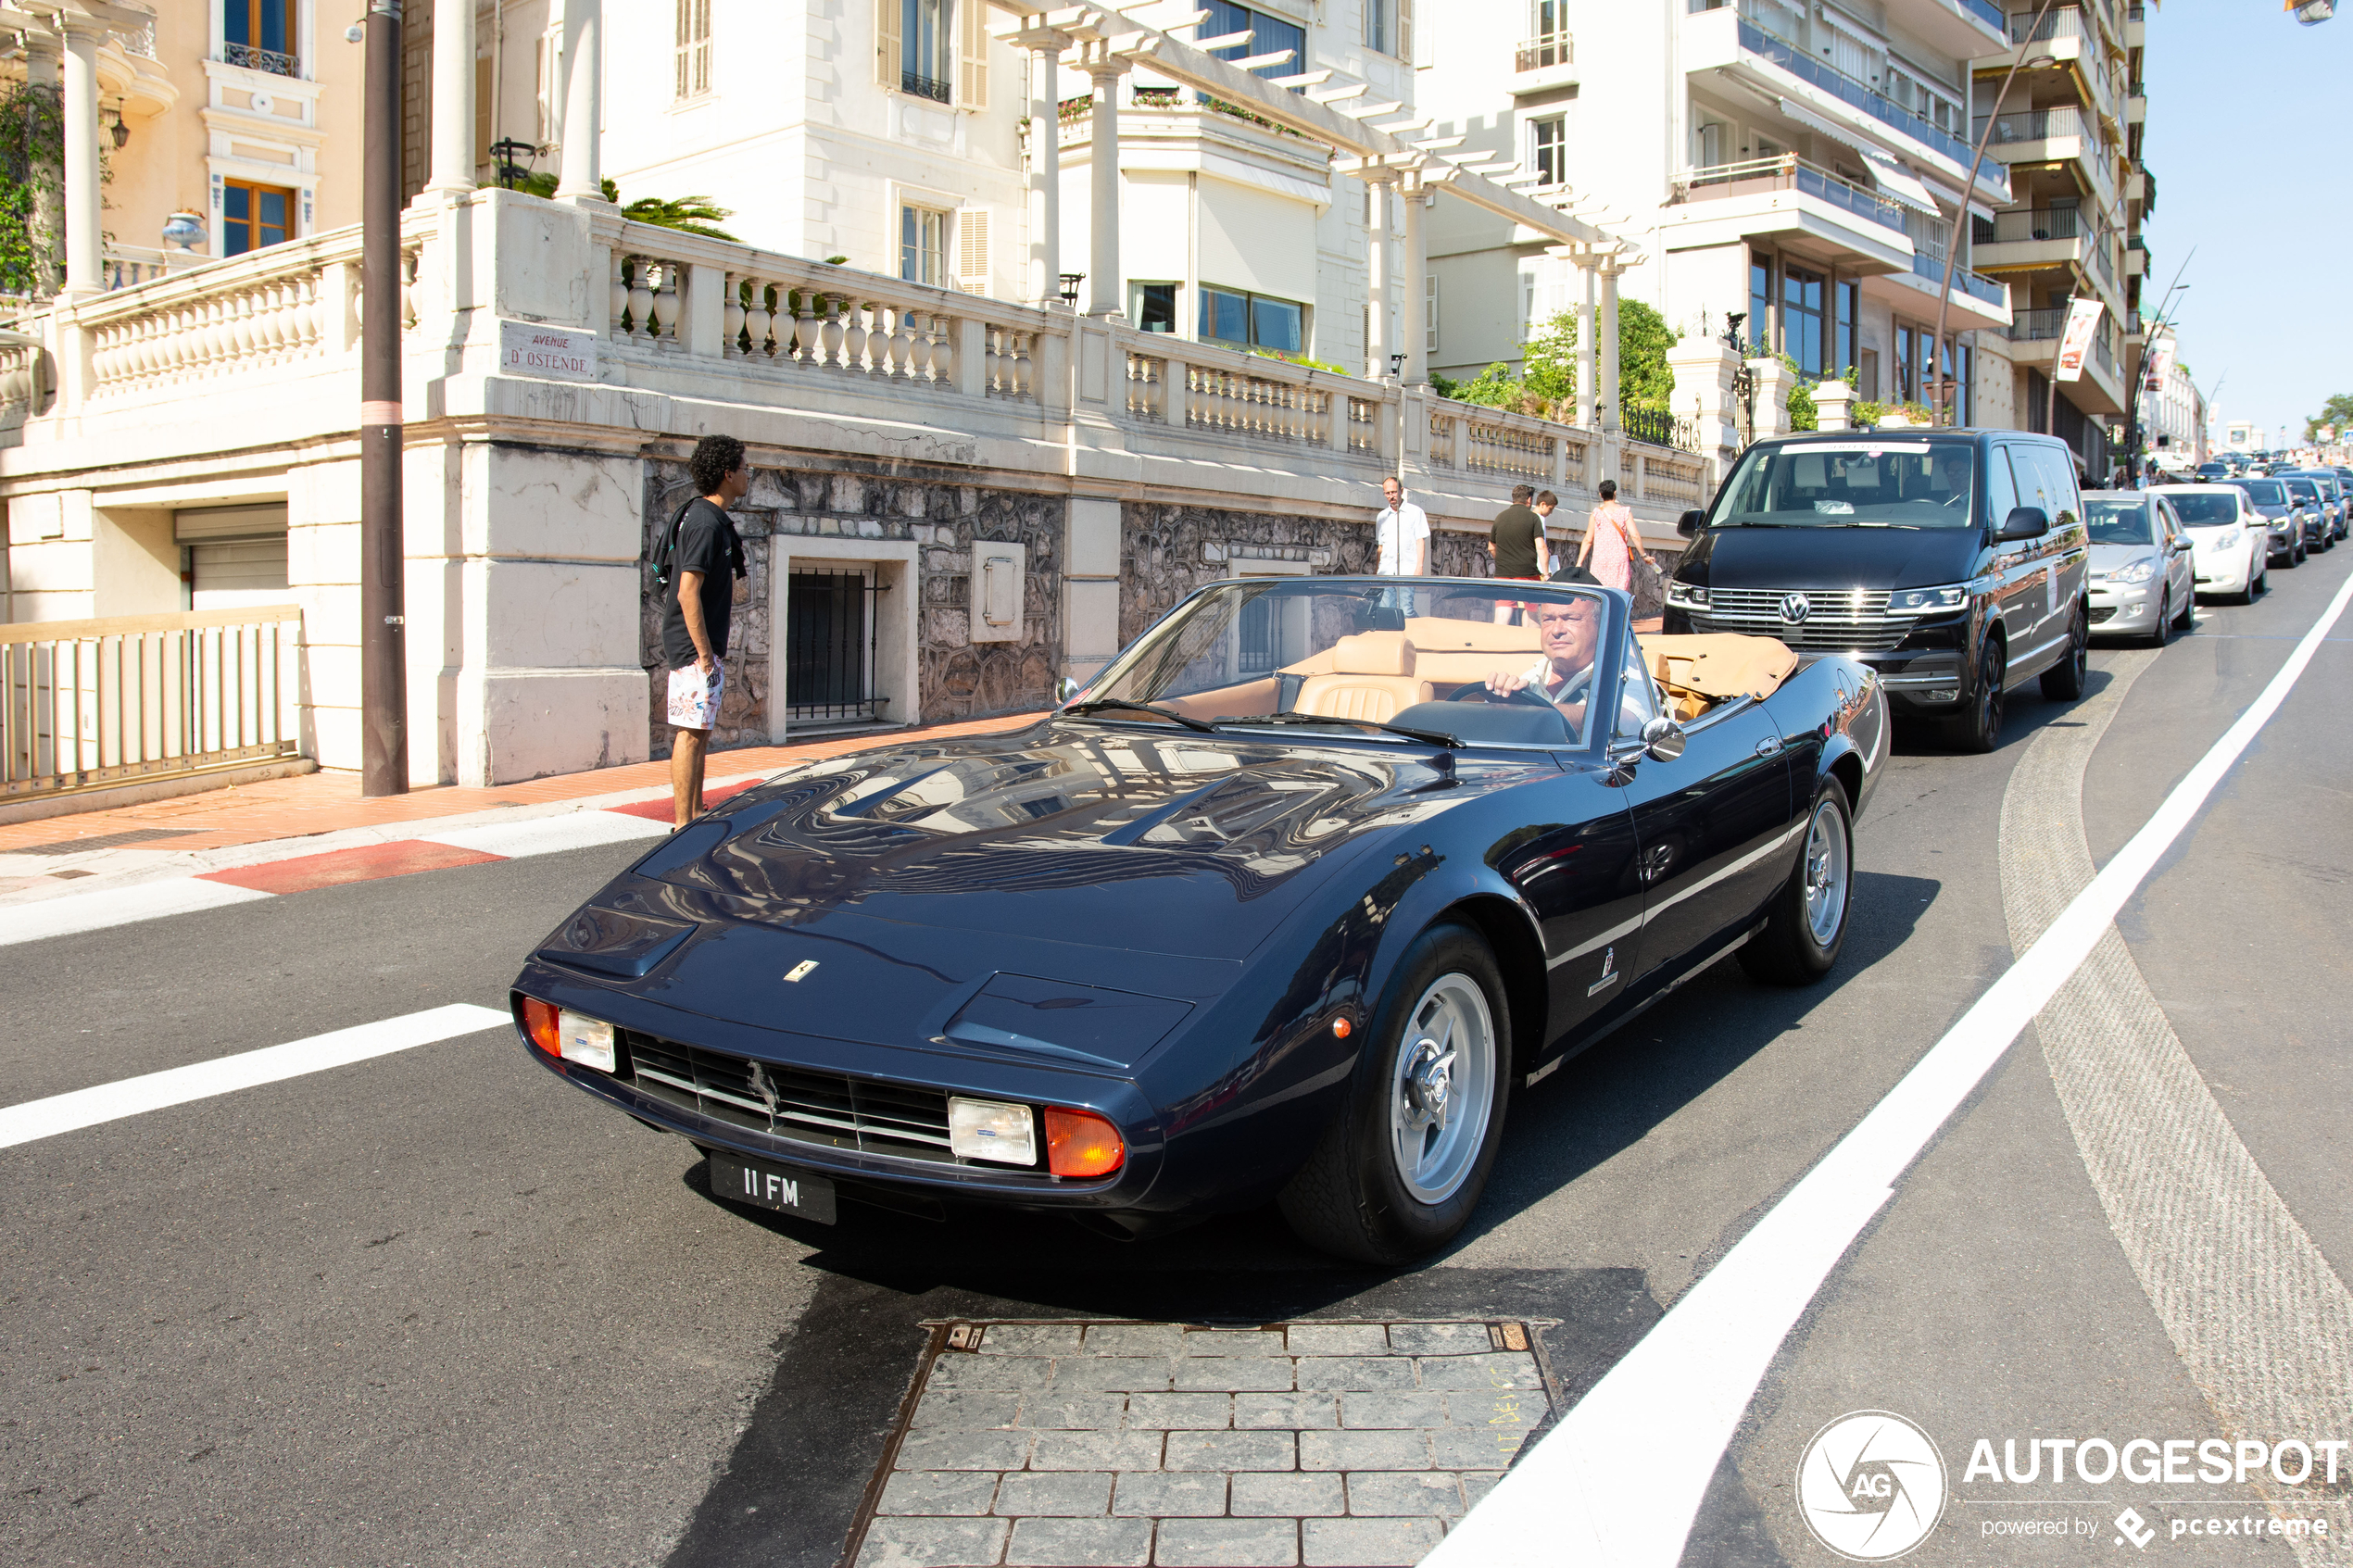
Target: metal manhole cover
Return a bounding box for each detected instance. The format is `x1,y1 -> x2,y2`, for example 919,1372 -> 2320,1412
845,1317 -> 1557,1568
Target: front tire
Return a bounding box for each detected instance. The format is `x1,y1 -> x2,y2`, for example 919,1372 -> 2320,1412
2171,588 -> 2194,631
2041,602 -> 2089,701
2145,590 -> 2172,648
1278,923 -> 1510,1265
1740,779 -> 1854,986
1947,634 -> 2007,753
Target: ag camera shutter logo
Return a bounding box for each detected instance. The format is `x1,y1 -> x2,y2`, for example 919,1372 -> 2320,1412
1796,1411 -> 1948,1561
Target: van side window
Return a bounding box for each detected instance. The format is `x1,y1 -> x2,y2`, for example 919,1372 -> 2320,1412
2007,445 -> 2053,522
2029,446 -> 2082,527
1987,446 -> 2020,525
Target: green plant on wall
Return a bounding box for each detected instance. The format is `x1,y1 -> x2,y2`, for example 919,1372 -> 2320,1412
0,82 -> 62,296
1783,363 -> 1859,433
1434,298 -> 1681,422
510,172 -> 739,241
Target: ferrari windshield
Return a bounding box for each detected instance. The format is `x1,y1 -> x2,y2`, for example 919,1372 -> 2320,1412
1713,439 -> 1977,528
1073,579 -> 1624,749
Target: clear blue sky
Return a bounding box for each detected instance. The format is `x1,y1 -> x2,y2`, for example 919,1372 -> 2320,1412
2142,1 -> 2346,445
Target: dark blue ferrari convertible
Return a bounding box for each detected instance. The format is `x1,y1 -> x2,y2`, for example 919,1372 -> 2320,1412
512,576 -> 1883,1261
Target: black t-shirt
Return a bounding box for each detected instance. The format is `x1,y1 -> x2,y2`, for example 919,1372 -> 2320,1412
1491,504 -> 1543,578
659,498 -> 744,668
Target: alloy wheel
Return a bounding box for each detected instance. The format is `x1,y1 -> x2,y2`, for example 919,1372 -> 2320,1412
1387,973 -> 1498,1205
1803,794 -> 1851,948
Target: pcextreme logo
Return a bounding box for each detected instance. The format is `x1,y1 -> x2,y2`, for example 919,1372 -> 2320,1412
1797,1411 -> 1949,1561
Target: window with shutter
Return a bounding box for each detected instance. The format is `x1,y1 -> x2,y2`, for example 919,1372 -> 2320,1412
1424,275 -> 1438,355
676,0 -> 712,101
957,207 -> 990,293
876,0 -> 903,91
1399,0 -> 1414,64
959,0 -> 989,109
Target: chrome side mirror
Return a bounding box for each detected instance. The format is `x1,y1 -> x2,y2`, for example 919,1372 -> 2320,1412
1054,675 -> 1083,706
1641,715 -> 1687,762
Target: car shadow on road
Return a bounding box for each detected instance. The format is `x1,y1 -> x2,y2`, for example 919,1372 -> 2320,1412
1454,868 -> 1943,1254
1887,661 -> 2122,757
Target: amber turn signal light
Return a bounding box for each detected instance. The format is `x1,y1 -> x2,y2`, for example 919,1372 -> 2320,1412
1331,1016 -> 1352,1039
1043,1107 -> 1126,1178
520,995 -> 562,1058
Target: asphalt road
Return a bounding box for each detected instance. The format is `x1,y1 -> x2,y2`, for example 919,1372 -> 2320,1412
4,546 -> 2349,1568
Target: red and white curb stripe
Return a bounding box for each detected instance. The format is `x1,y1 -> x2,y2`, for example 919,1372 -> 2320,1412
0,781 -> 758,949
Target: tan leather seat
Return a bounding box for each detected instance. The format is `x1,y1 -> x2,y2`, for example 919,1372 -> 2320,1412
1294,632 -> 1430,722
1634,633 -> 1800,719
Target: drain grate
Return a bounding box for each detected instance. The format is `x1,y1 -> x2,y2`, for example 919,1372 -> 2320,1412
6,828 -> 196,857
846,1318 -> 1557,1568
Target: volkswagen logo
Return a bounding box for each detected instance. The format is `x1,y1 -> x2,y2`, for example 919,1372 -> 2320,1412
1780,592 -> 1814,624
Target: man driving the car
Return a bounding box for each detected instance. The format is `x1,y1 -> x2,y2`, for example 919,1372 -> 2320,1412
1484,596 -> 1602,732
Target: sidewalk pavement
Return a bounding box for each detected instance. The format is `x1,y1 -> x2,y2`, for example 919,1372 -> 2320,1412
0,713 -> 1043,922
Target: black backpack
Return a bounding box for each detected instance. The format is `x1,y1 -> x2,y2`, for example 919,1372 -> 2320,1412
648,497 -> 697,595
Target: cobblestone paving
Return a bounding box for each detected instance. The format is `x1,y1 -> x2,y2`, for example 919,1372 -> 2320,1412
854,1321 -> 1548,1568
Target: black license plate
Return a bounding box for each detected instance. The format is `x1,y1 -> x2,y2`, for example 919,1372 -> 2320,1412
710,1151 -> 837,1223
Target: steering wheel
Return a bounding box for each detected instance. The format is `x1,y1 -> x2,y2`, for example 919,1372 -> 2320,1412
1448,667 -> 1593,710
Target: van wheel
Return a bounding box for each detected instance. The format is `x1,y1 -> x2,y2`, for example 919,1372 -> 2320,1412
2041,603 -> 2089,701
1740,779 -> 1853,986
1278,923 -> 1510,1264
1948,635 -> 2006,753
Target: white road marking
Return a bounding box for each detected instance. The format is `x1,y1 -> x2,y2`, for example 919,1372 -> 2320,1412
420,811 -> 670,858
0,1003 -> 511,1151
0,877 -> 273,949
1428,564 -> 2353,1568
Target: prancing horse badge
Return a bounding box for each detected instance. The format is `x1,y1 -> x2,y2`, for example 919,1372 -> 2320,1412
1586,946 -> 1619,997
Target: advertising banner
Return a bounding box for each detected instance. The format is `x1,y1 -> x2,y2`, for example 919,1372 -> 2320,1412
2142,331 -> 2176,395
2054,297 -> 2106,383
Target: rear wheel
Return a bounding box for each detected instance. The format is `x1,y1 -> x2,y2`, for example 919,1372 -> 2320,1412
1740,779 -> 1854,986
1948,634 -> 2007,753
1278,923 -> 1510,1264
2041,602 -> 2089,701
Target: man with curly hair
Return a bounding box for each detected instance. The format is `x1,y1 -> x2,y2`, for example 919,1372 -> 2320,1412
661,434 -> 749,826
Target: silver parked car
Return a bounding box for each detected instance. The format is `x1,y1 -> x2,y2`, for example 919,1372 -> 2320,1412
2083,491 -> 2196,646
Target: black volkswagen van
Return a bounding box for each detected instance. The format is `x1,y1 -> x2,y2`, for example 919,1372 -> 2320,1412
1661,429 -> 2090,752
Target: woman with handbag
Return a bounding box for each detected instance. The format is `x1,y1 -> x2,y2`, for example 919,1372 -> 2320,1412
1575,479 -> 1657,594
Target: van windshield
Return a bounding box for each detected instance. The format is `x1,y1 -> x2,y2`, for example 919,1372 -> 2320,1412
1713,441 -> 1977,528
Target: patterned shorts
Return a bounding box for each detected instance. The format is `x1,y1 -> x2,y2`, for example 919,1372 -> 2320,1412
667,661 -> 725,732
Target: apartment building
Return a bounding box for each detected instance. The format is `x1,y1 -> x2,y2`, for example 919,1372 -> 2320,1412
1968,0 -> 2144,476
1417,0 -> 2014,431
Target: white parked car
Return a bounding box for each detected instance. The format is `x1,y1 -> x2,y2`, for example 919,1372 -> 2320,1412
2148,483 -> 2271,603
2082,490 -> 2197,646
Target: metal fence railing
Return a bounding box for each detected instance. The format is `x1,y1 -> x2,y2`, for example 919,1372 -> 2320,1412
1,606 -> 304,801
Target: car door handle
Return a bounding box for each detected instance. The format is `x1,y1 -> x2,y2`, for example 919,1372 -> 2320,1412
1755,736 -> 1783,758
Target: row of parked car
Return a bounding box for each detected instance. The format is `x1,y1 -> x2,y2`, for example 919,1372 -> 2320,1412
2087,468 -> 2349,645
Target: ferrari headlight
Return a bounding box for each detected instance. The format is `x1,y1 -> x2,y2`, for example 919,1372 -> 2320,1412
1889,583 -> 1967,612
557,1010 -> 617,1073
949,1097 -> 1038,1165
2109,558 -> 2158,585
1666,581 -> 1709,608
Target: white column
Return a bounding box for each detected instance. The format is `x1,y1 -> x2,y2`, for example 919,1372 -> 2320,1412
1401,177 -> 1427,383
1598,261 -> 1622,434
1027,40 -> 1063,304
555,0 -> 605,203
59,16 -> 101,295
1364,172 -> 1391,378
1084,56 -> 1126,317
427,0 -> 478,195
1574,261 -> 1596,430
23,23 -> 61,295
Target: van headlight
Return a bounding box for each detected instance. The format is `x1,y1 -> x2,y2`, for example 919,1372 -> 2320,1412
1889,584 -> 1967,612
1666,582 -> 1709,609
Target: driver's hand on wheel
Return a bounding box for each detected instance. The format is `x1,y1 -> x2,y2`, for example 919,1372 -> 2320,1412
1485,670 -> 1534,699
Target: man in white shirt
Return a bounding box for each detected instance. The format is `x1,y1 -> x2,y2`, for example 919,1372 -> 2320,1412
1375,477 -> 1429,611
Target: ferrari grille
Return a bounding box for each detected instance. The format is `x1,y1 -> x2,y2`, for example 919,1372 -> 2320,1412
1687,587 -> 1909,651
622,1031 -> 962,1164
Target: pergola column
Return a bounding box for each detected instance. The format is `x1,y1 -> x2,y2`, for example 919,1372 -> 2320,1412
555,0 -> 605,203
1598,260 -> 1623,434
1018,27 -> 1070,305
1574,260 -> 1596,430
426,0 -> 477,196
1364,169 -> 1395,378
58,12 -> 101,295
1082,49 -> 1127,318
1400,174 -> 1427,383
22,21 -> 61,293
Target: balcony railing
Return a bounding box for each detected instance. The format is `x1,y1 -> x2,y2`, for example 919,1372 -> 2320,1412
1974,207 -> 2095,243
2,607 -> 306,802
1733,17 -> 1972,169
1675,155 -> 1906,233
2007,307 -> 2067,341
222,42 -> 298,77
1911,249 -> 2007,307
1973,106 -> 2087,144
900,69 -> 951,104
1515,31 -> 1574,72
1959,0 -> 2007,31
2007,6 -> 2084,44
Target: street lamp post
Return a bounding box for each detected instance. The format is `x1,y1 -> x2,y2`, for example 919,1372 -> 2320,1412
359,0 -> 406,797
1930,0 -> 2063,428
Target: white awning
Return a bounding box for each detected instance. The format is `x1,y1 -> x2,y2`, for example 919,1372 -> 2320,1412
1775,96 -> 1869,157
1857,146 -> 1941,215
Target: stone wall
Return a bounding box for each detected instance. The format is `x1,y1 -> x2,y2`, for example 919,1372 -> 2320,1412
640,459 -> 1063,758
